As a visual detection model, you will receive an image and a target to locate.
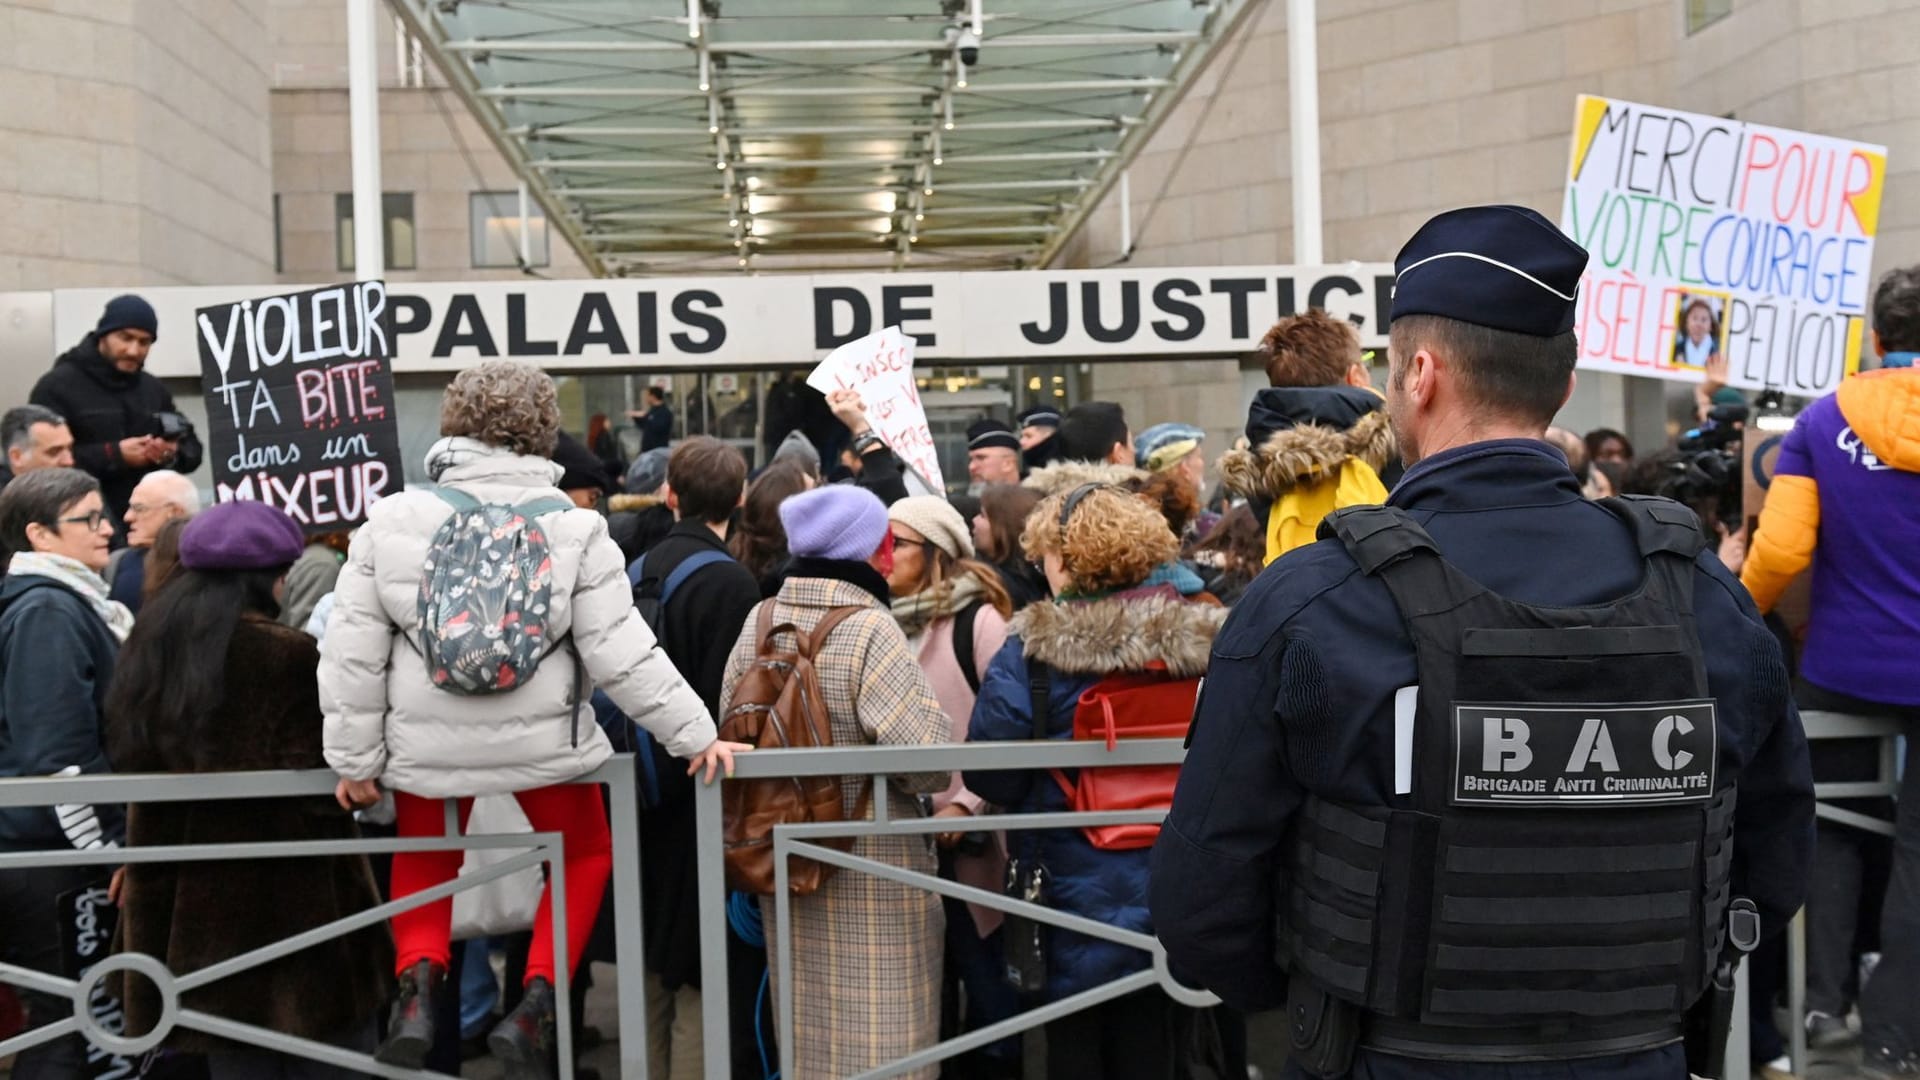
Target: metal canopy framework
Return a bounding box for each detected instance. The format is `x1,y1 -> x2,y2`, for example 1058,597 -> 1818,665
389,0 -> 1256,277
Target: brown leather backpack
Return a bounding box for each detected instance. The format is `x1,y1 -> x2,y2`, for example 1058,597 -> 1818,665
719,603 -> 872,895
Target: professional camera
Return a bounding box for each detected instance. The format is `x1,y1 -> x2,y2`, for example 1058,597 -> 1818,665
153,410 -> 194,441
1653,401 -> 1747,532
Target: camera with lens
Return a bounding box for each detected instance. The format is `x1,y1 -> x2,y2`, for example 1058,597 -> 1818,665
153,410 -> 194,441
1652,401 -> 1748,532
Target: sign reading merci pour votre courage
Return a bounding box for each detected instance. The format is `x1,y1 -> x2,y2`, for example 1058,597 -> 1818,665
1562,95 -> 1888,396
195,281 -> 404,532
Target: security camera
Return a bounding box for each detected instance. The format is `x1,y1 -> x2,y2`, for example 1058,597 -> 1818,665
955,28 -> 981,67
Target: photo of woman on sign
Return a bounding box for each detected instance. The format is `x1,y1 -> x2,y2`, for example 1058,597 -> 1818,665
1673,294 -> 1725,370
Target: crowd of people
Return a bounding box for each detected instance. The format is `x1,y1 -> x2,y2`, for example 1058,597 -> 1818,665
0,207 -> 1912,1080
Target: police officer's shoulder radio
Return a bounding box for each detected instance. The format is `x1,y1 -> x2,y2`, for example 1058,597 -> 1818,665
1280,497 -> 1740,1075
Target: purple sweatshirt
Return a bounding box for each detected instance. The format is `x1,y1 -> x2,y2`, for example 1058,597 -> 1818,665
1748,370 -> 1920,705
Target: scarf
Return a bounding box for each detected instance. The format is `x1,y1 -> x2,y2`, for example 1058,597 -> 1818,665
1882,351 -> 1919,369
424,435 -> 511,482
891,574 -> 987,638
8,552 -> 135,642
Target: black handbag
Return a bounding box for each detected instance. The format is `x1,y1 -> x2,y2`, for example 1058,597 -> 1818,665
1001,658 -> 1054,994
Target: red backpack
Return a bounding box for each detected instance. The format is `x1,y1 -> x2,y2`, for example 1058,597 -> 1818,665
1030,659 -> 1200,850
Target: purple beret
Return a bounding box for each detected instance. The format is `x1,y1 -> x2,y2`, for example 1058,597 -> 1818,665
179,500 -> 307,571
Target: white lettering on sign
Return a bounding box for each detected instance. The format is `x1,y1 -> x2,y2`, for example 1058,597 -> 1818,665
1481,717 -> 1534,773
1653,714 -> 1696,770
1565,717 -> 1623,773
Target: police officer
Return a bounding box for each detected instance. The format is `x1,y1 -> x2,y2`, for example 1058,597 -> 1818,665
1150,205 -> 1814,1079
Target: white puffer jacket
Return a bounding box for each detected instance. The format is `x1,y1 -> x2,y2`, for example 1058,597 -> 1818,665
320,445 -> 715,798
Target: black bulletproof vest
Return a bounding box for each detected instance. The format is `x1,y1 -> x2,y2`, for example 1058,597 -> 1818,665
1276,497 -> 1738,1062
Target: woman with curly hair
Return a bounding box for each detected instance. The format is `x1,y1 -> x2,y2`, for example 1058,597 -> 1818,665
319,360 -> 742,1077
965,484 -> 1228,1079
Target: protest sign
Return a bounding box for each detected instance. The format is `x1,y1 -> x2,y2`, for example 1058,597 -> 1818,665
196,281 -> 404,532
1563,95 -> 1887,395
806,325 -> 944,492
58,881 -> 136,1079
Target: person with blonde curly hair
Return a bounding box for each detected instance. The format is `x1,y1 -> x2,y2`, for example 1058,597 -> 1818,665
320,359 -> 744,1077
965,483 -> 1228,1079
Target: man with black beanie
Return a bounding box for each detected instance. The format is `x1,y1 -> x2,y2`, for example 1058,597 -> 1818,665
32,294 -> 202,542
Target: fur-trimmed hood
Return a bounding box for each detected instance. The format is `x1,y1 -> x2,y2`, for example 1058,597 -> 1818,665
609,492 -> 666,514
1023,459 -> 1147,496
1219,407 -> 1394,500
1011,592 -> 1226,678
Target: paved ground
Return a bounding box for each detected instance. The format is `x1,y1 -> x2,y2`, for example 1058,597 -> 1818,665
458,972 -> 1862,1079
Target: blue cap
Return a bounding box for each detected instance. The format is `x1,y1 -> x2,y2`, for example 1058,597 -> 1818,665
1390,205 -> 1589,337
1135,422 -> 1206,473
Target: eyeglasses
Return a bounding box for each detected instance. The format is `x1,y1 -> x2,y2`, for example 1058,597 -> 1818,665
57,511 -> 111,533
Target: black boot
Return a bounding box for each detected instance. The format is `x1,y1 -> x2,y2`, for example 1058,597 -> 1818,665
488,976 -> 558,1080
374,960 -> 443,1068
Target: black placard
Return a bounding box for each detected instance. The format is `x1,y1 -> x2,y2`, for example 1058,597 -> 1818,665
1451,701 -> 1718,808
57,881 -> 136,1079
196,281 -> 404,533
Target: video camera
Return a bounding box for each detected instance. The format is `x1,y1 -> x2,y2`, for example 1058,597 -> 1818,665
1660,402 -> 1748,532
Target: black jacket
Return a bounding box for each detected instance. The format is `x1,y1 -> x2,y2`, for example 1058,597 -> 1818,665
628,520 -> 762,988
0,575 -> 124,851
31,334 -> 203,528
1151,441 -> 1814,1074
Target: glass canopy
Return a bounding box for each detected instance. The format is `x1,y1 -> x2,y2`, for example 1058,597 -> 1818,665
390,0 -> 1256,276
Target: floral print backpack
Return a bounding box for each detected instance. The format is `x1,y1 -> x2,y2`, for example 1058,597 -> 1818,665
416,489 -> 573,695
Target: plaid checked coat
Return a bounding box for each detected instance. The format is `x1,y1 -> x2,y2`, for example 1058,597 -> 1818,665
722,573 -> 953,1080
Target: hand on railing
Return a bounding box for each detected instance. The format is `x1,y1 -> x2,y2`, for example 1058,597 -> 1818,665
335,776 -> 381,811
688,739 -> 753,784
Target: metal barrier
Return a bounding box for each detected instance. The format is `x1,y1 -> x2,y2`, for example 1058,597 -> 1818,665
692,738 -> 1213,1080
0,758 -> 649,1080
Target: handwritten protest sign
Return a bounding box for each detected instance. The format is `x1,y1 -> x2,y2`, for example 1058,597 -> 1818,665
1562,95 -> 1887,395
806,325 -> 945,492
196,281 -> 403,532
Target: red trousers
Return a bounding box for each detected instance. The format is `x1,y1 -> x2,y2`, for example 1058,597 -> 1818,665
389,785 -> 611,986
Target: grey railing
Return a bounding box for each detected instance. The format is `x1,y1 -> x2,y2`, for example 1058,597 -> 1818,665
0,758 -> 649,1079
692,738 -> 1212,1080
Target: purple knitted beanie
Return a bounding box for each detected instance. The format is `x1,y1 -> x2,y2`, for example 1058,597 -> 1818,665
779,484 -> 888,561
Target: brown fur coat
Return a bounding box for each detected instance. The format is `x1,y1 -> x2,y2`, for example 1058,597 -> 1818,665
113,617 -> 392,1051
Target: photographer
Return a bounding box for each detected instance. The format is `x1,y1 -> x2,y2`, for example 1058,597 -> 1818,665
31,295 -> 202,546
1627,398 -> 1750,570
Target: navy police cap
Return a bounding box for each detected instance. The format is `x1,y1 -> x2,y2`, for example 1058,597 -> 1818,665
1390,205 -> 1590,337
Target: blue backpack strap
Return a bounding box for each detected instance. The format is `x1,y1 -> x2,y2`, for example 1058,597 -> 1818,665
628,552 -> 650,589
660,550 -> 730,607
432,487 -> 481,513
516,495 -> 575,519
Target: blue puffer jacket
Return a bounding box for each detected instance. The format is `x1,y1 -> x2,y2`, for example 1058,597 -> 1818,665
965,584 -> 1226,1002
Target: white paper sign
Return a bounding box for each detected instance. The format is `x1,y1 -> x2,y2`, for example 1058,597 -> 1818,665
805,325 -> 944,493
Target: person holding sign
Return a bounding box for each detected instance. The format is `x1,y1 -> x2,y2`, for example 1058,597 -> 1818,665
318,361 -> 744,1078
32,295 -> 202,544
1153,205 -> 1813,1079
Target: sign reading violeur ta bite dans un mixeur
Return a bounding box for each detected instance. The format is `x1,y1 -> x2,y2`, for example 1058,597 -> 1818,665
195,280 -> 403,532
